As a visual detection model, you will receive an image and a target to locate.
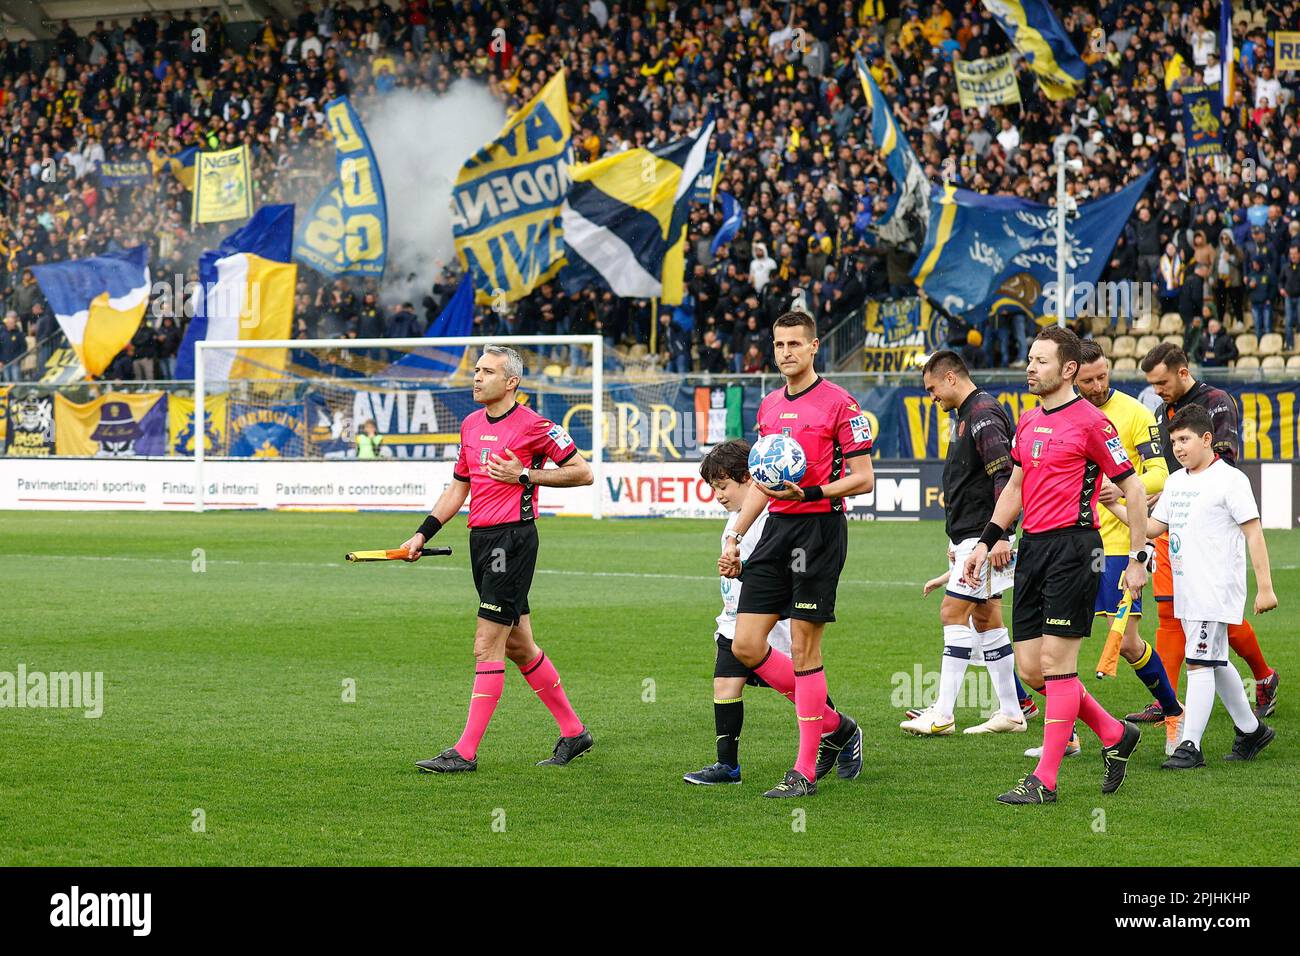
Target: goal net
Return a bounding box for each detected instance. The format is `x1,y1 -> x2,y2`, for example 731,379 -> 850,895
193,335 -> 608,515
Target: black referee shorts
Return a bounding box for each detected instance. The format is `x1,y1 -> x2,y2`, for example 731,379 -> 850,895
469,520 -> 538,626
736,512 -> 848,624
1012,528 -> 1102,641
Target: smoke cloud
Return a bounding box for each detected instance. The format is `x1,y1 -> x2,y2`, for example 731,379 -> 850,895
362,81 -> 507,306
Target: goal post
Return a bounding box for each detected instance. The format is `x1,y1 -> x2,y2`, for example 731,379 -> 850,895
193,334 -> 605,518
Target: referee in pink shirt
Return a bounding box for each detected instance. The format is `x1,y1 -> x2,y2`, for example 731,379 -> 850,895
401,345 -> 595,773
965,327 -> 1151,805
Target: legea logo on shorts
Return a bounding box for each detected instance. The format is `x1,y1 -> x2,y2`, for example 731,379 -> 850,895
794,601 -> 818,610
479,602 -> 503,613
1046,617 -> 1072,626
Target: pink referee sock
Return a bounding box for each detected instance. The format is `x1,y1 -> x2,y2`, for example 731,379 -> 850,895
519,651 -> 584,738
753,647 -> 841,732
794,667 -> 830,780
453,661 -> 505,760
1076,682 -> 1124,747
1033,674 -> 1083,791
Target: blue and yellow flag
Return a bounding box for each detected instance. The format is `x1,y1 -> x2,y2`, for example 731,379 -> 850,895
451,70 -> 572,305
293,96 -> 388,277
981,0 -> 1086,101
176,205 -> 297,382
150,145 -> 198,190
31,245 -> 151,379
559,110 -> 715,306
910,168 -> 1154,322
1184,84 -> 1223,157
192,145 -> 253,224
855,53 -> 930,252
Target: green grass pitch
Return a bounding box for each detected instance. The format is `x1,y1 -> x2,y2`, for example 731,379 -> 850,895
2,511 -> 1296,866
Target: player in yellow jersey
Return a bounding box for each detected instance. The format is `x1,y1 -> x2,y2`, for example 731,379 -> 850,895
1075,342 -> 1185,756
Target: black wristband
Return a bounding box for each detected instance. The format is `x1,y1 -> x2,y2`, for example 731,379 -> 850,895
978,521 -> 1005,551
802,485 -> 824,502
417,515 -> 443,540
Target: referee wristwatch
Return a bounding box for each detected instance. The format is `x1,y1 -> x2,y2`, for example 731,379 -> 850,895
1129,547 -> 1150,565
726,530 -> 745,543
517,469 -> 533,487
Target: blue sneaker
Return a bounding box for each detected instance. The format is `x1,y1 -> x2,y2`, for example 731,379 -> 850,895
814,713 -> 862,780
684,762 -> 741,785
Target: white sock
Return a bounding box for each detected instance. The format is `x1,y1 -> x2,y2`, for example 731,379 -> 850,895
1182,666 -> 1215,749
936,623 -> 975,718
1214,665 -> 1260,734
980,627 -> 1022,719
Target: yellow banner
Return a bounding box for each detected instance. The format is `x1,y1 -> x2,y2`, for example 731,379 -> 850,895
955,54 -> 1021,109
0,385 -> 9,450
863,298 -> 945,372
1276,33 -> 1300,72
167,394 -> 228,456
54,392 -> 168,457
451,71 -> 572,305
192,146 -> 254,224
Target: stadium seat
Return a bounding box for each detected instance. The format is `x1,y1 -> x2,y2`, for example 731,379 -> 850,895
1094,335 -> 1114,356
627,344 -> 648,360
1089,317 -> 1110,337
1111,336 -> 1137,359
1261,355 -> 1285,371
1235,355 -> 1260,370
1129,313 -> 1155,335
1258,333 -> 1284,357
1135,334 -> 1161,356
1158,313 -> 1184,335
1161,335 -> 1184,347
1112,357 -> 1138,371
1235,333 -> 1259,357
1287,355 -> 1300,371
543,363 -> 564,377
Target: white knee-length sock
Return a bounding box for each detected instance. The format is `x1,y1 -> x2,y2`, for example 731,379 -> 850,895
936,623 -> 975,718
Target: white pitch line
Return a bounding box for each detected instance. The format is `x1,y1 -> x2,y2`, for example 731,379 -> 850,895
0,553 -> 922,586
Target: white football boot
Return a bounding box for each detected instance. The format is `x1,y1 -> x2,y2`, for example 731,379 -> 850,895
964,712 -> 1028,734
1024,733 -> 1081,758
900,706 -> 956,736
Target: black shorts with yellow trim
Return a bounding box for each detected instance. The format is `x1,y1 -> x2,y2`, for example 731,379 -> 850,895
735,512 -> 848,623
1012,528 -> 1103,641
469,519 -> 538,625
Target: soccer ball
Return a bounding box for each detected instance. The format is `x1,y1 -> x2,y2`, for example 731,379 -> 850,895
748,434 -> 808,490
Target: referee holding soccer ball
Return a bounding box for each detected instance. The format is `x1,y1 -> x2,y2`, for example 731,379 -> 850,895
720,311 -> 875,798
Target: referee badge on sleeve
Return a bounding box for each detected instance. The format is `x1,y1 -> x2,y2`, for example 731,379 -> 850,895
547,424 -> 574,450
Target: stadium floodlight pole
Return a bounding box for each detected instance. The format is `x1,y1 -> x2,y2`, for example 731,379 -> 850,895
1053,134 -> 1084,329
192,335 -> 604,518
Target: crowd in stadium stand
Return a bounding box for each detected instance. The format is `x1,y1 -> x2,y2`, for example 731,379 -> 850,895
1,0 -> 1300,383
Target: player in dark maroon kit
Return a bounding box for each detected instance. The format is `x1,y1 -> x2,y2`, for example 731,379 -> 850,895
721,311 -> 875,797
965,327 -> 1152,805
400,346 -> 595,774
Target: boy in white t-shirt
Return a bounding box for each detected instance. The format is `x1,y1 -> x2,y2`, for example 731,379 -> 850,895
684,440 -> 861,785
1118,404 -> 1278,769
